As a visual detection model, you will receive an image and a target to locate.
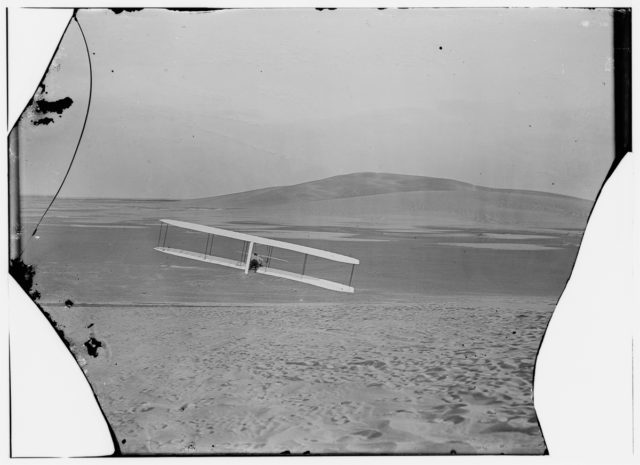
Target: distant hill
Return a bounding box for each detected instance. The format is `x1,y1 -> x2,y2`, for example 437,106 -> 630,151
180,172 -> 593,229
185,173 -> 477,208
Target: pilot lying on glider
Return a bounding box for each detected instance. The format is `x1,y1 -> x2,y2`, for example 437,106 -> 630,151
249,252 -> 264,272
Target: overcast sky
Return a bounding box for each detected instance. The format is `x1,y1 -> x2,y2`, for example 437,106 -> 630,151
19,8 -> 614,200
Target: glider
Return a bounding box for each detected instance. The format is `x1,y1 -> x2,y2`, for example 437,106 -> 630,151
154,219 -> 359,293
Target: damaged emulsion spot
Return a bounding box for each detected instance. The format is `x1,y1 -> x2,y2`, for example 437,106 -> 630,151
32,117 -> 54,126
109,8 -> 144,15
110,8 -> 227,18
166,8 -> 226,12
84,337 -> 103,357
34,96 -> 74,115
27,82 -> 74,127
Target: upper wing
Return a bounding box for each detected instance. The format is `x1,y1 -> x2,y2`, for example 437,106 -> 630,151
160,219 -> 359,265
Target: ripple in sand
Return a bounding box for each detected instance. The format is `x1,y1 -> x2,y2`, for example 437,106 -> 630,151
481,422 -> 540,435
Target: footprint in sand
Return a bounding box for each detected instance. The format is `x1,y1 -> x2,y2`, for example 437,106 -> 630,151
353,429 -> 383,440
443,415 -> 466,425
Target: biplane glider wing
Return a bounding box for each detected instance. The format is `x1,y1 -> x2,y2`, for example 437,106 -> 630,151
154,219 -> 359,293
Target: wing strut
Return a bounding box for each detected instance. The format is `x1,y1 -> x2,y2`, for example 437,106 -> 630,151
266,246 -> 273,268
204,234 -> 211,259
244,242 -> 255,274
156,223 -> 165,247
162,224 -> 169,248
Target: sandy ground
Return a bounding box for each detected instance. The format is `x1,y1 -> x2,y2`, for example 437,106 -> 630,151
18,197 -> 579,455
48,297 -> 550,454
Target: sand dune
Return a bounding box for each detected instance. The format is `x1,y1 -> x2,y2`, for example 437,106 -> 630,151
187,173 -> 475,208
181,173 -> 592,230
